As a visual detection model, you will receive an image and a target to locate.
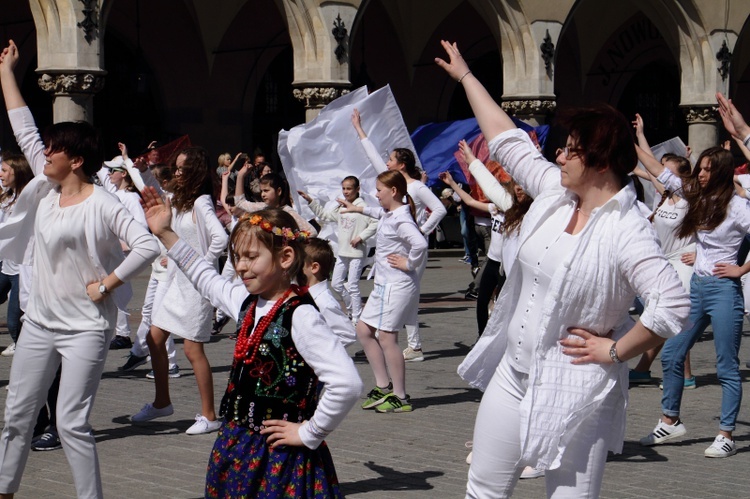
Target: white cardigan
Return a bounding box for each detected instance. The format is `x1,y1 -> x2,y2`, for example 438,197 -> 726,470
460,129 -> 690,470
308,197 -> 377,258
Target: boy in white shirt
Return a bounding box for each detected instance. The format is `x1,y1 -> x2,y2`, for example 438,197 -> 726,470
303,238 -> 356,348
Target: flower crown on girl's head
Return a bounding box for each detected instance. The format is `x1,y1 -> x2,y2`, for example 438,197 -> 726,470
242,213 -> 311,243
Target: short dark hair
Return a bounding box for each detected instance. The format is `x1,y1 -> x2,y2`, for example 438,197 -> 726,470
43,121 -> 102,177
556,104 -> 637,187
304,237 -> 335,279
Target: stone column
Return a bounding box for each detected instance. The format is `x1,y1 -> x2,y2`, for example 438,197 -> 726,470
292,86 -> 350,122
37,72 -> 105,124
501,98 -> 557,127
681,106 -> 719,157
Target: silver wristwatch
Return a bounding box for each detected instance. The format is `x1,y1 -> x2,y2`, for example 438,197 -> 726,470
609,341 -> 622,363
98,282 -> 109,295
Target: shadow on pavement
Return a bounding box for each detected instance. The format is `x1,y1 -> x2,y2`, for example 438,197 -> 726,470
341,460 -> 443,494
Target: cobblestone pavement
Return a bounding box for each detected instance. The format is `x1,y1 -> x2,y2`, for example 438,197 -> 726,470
0,250 -> 749,498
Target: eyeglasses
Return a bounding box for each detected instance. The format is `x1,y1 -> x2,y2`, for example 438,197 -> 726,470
561,146 -> 583,159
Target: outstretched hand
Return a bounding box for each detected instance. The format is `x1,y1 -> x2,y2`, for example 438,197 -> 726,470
717,92 -> 750,141
435,40 -> 471,82
337,197 -> 361,214
438,171 -> 456,186
0,40 -> 19,75
632,113 -> 645,136
297,190 -> 313,203
458,139 -> 476,165
118,142 -> 129,159
140,187 -> 177,247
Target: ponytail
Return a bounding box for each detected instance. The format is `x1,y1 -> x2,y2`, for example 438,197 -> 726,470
647,189 -> 671,223
405,193 -> 418,225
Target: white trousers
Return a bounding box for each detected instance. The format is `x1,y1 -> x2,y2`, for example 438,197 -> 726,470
405,254 -> 428,350
0,319 -> 114,498
132,276 -> 177,367
331,256 -> 365,320
115,308 -> 131,338
467,357 -> 611,499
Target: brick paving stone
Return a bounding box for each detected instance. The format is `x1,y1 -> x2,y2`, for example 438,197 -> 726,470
0,249 -> 748,497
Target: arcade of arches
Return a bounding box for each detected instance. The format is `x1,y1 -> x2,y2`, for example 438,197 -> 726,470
1,0 -> 750,162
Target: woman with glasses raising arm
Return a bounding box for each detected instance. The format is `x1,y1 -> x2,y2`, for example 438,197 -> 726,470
435,40 -> 690,498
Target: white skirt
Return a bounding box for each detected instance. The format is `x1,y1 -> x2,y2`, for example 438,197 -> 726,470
360,280 -> 418,332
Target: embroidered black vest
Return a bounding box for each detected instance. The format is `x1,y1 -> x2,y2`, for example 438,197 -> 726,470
219,293 -> 319,431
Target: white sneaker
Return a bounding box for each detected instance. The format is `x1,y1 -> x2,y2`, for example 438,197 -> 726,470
403,347 -> 424,362
1,343 -> 15,357
185,414 -> 222,435
465,441 -> 472,465
640,419 -> 687,446
131,403 -> 174,423
520,466 -> 545,479
704,435 -> 737,458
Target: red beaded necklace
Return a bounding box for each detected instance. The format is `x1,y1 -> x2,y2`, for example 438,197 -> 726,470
234,287 -> 295,364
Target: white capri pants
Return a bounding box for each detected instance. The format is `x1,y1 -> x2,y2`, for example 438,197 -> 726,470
467,356 -> 614,499
0,319 -> 114,498
132,275 -> 177,367
405,254 -> 428,350
331,256 -> 365,320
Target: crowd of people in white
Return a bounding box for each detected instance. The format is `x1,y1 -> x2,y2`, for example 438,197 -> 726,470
0,36 -> 748,498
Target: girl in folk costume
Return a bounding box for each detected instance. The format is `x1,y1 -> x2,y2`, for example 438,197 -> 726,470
140,190 -> 362,498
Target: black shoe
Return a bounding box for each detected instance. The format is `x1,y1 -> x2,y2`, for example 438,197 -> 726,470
211,316 -> 230,335
109,336 -> 133,350
31,429 -> 61,451
471,267 -> 481,278
465,290 -> 478,300
354,349 -> 367,358
119,353 -> 148,372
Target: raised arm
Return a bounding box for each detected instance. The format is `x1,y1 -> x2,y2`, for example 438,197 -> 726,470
632,167 -> 666,195
0,41 -> 26,111
633,114 -> 656,160
435,40 -> 515,142
458,140 -> 513,211
0,41 -> 45,175
718,92 -> 750,145
220,171 -> 232,210
234,161 -> 252,199
351,109 -> 388,173
438,171 -> 490,213
636,144 -> 666,179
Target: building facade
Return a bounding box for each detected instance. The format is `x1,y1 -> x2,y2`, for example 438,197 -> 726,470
1,0 -> 749,161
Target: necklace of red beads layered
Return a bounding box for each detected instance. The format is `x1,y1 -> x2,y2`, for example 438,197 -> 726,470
233,287 -> 296,364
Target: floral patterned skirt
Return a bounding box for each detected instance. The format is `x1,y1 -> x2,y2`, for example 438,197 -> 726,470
205,421 -> 343,498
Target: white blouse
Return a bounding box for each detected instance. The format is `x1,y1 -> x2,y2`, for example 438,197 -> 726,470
0,106 -> 159,316
359,137 -> 447,234
506,211 -> 579,373
658,169 -> 750,277
167,238 -> 363,450
362,205 -> 428,286
460,128 -> 689,470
